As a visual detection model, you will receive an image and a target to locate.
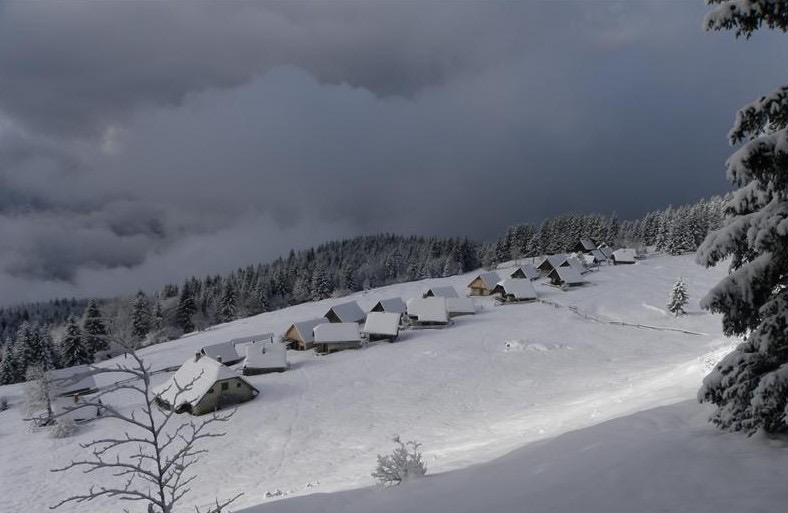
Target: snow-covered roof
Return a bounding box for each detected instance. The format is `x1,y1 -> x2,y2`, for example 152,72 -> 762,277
48,365 -> 97,396
565,257 -> 587,275
230,333 -> 274,346
494,279 -> 538,300
154,355 -> 242,409
599,246 -> 614,258
508,265 -> 539,280
578,238 -> 597,252
363,312 -> 401,337
243,341 -> 288,370
447,297 -> 476,315
613,248 -> 636,263
407,297 -> 449,323
370,297 -> 407,314
287,318 -> 330,343
425,286 -> 459,298
590,249 -> 608,261
313,322 -> 361,343
201,341 -> 242,364
469,271 -> 502,290
549,266 -> 585,285
537,254 -> 569,270
324,301 -> 366,323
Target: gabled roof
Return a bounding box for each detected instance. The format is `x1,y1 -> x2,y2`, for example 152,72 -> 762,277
154,355 -> 244,410
363,312 -> 401,337
548,266 -> 585,285
565,257 -> 588,275
469,271 -> 502,290
243,340 -> 288,370
230,333 -> 274,346
447,297 -> 476,315
577,238 -> 597,252
407,297 -> 449,323
537,254 -> 569,271
425,286 -> 459,298
286,318 -> 330,343
48,365 -> 97,397
612,248 -> 637,263
598,246 -> 614,258
324,301 -> 366,323
590,249 -> 608,262
493,279 -> 538,301
201,341 -> 242,364
508,265 -> 539,280
370,297 -> 407,314
313,322 -> 361,343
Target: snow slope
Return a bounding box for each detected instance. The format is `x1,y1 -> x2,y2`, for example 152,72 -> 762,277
0,254 -> 765,513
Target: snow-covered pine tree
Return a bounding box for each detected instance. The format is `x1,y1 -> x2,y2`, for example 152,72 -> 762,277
82,299 -> 109,356
667,278 -> 689,317
697,2 -> 788,434
0,340 -> 21,384
36,324 -> 59,371
130,293 -> 152,342
176,282 -> 196,333
218,280 -> 238,323
60,316 -> 91,368
310,264 -> 332,301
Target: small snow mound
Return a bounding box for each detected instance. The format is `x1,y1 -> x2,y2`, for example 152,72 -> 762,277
504,340 -> 550,352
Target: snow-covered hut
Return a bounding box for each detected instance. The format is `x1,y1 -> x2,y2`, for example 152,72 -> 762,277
589,249 -> 608,264
313,323 -> 362,354
154,354 -> 258,415
369,297 -> 407,315
467,271 -> 502,296
547,266 -> 586,289
284,318 -> 330,351
242,339 -> 288,375
324,301 -> 366,324
573,239 -> 597,253
598,245 -> 614,259
363,312 -> 401,342
507,265 -> 540,281
230,333 -> 274,354
201,341 -> 243,366
48,365 -> 98,397
407,297 -> 450,327
446,297 -> 476,317
536,255 -> 569,276
565,257 -> 589,275
612,248 -> 636,265
492,279 -> 538,303
423,286 -> 459,299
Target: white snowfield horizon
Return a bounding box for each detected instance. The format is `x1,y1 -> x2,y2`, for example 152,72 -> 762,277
2,253 -> 785,513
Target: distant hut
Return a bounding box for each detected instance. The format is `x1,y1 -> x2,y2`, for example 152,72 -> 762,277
446,297 -> 477,317
284,318 -> 330,351
537,255 -> 569,276
565,257 -> 589,275
230,333 -> 275,354
598,245 -> 614,260
612,248 -> 637,265
363,312 -> 401,342
242,339 -> 288,375
573,239 -> 597,253
467,271 -> 502,296
507,265 -> 540,281
547,266 -> 586,289
201,341 -> 244,366
407,297 -> 450,327
324,301 -> 366,324
48,365 -> 99,397
492,279 -> 538,303
369,297 -> 407,315
589,249 -> 608,265
423,286 -> 459,299
154,354 -> 258,415
313,323 -> 362,354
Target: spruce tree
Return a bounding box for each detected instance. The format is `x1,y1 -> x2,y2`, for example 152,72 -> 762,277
176,282 -> 197,333
218,281 -> 238,323
13,321 -> 36,373
82,299 -> 109,356
0,340 -> 20,385
130,293 -> 152,342
667,278 -> 689,317
697,2 -> 788,434
60,316 -> 91,367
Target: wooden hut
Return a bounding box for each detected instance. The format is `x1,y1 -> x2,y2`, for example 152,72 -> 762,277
573,239 -> 597,253
407,297 -> 450,327
369,297 -> 407,315
313,323 -> 362,354
49,365 -> 98,397
537,255 -> 569,276
507,265 -> 540,280
492,279 -> 538,303
284,318 -> 330,350
612,248 -> 636,265
547,266 -> 586,289
446,297 -> 476,317
324,301 -> 366,324
423,286 -> 459,299
154,354 -> 258,416
201,341 -> 244,366
467,271 -> 502,296
242,339 -> 288,375
363,312 -> 401,342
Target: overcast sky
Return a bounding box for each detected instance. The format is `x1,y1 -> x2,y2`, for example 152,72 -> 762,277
0,1 -> 784,306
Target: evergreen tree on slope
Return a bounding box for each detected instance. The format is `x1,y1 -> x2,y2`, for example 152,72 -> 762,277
667,278 -> 689,317
60,316 -> 91,367
697,1 -> 788,434
82,299 -> 109,356
130,293 -> 152,342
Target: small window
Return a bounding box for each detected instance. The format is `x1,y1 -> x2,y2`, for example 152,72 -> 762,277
236,382 -> 241,388
207,388 -> 214,394
221,382 -> 229,391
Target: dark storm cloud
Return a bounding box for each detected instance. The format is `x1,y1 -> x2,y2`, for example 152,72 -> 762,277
0,1 -> 784,305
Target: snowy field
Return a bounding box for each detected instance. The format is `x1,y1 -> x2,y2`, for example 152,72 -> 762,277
1,253 -> 782,513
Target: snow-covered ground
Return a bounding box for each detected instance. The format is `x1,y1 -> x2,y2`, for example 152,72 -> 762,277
1,253 -> 780,513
